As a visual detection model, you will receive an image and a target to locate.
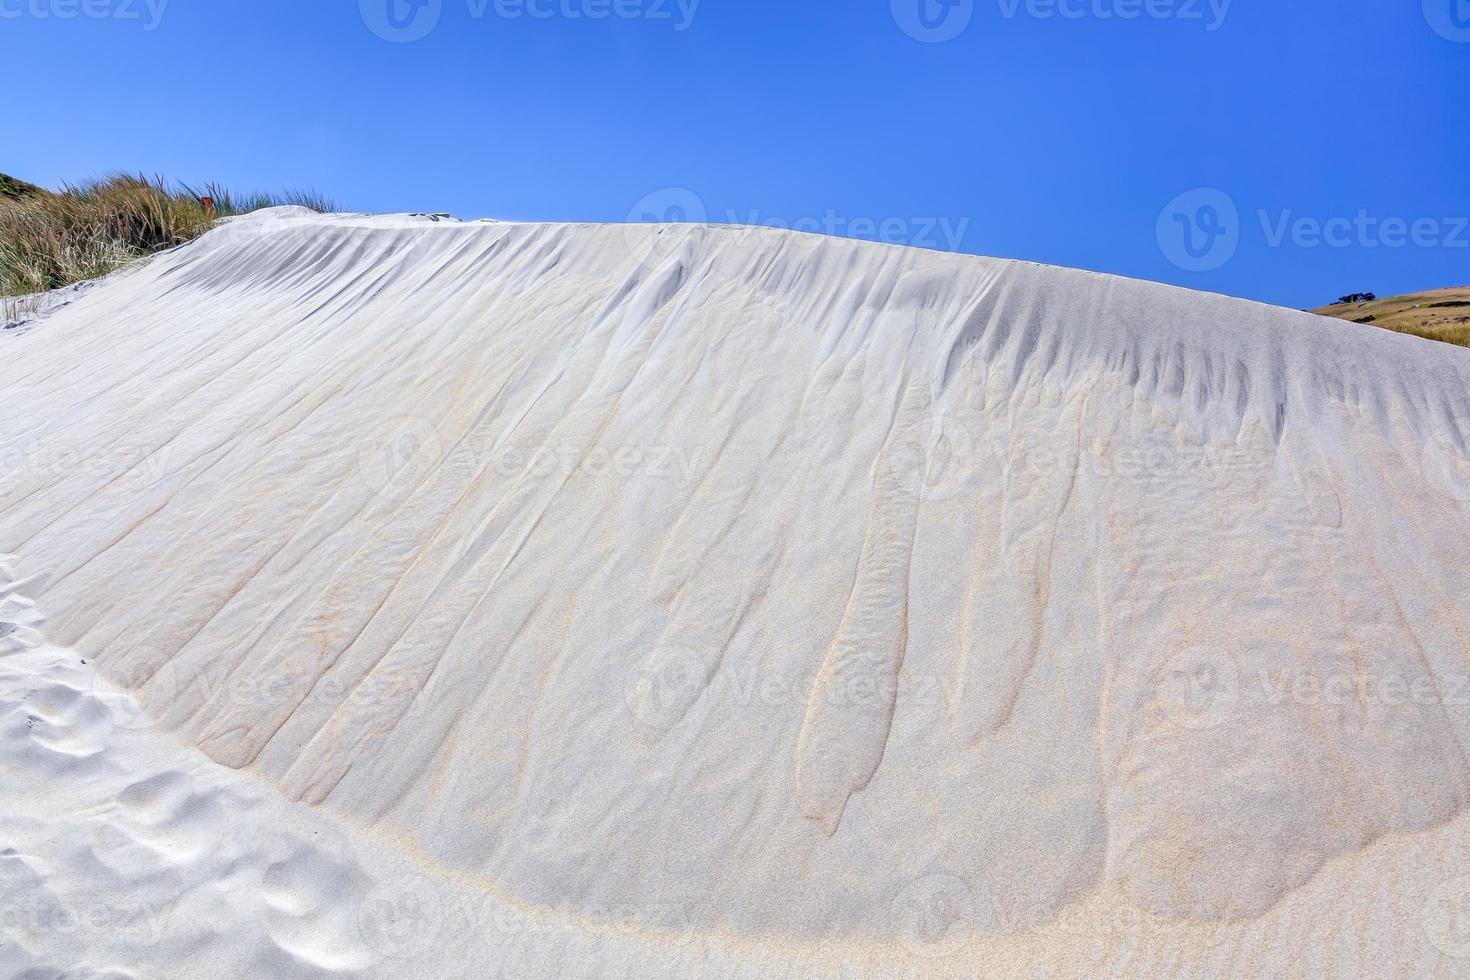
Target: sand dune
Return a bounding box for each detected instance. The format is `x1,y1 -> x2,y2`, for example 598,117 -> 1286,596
4,208 -> 1470,976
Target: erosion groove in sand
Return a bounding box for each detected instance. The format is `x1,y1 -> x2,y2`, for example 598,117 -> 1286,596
796,375 -> 926,835
3,210 -> 1470,972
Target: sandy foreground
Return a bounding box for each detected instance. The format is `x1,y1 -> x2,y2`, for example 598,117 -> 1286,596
3,209 -> 1470,977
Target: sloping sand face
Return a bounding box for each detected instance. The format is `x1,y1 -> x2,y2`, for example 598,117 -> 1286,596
4,209 -> 1470,973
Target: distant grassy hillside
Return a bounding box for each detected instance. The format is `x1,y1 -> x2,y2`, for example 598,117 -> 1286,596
1311,287 -> 1470,349
1,172 -> 331,308
0,172 -> 44,201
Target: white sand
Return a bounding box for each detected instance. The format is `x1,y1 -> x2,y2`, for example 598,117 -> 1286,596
3,208 -> 1470,977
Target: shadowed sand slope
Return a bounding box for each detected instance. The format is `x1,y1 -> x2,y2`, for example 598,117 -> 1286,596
4,209 -> 1470,972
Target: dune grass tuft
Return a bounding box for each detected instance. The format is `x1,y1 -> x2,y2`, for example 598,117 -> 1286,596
0,172 -> 333,299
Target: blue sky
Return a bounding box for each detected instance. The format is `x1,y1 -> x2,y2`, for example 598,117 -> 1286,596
3,0 -> 1467,309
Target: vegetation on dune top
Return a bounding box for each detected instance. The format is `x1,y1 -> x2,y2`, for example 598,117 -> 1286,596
1312,287 -> 1470,350
0,172 -> 333,302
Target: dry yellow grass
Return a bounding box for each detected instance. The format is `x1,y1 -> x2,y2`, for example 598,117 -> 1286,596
1311,287 -> 1470,349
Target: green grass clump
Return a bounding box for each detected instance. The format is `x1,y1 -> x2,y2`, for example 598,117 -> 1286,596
181,181 -> 336,217
0,172 -> 333,299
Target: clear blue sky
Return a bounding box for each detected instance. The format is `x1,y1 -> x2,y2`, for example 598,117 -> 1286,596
4,0 -> 1467,309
